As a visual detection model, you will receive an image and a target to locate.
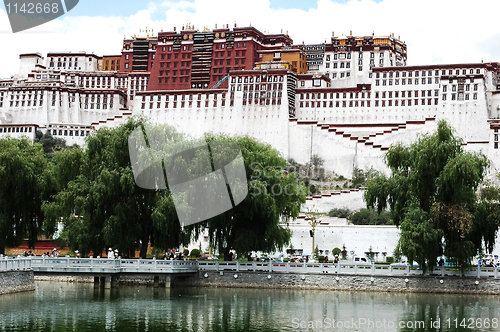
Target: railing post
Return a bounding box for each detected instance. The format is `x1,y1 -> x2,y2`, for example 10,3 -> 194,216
216,261 -> 219,272
236,261 -> 239,272
354,263 -> 358,274
477,266 -> 481,278
252,261 -> 256,272
405,265 -> 410,276
495,267 -> 498,279
303,263 -> 307,273
269,261 -> 272,273
286,262 -> 290,273
371,264 -> 375,275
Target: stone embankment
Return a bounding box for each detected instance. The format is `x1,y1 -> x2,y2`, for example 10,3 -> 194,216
0,270 -> 35,295
35,274 -> 170,287
172,271 -> 500,295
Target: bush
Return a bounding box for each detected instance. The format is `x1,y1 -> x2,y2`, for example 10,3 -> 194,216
350,209 -> 392,225
309,183 -> 318,195
386,256 -> 394,263
332,247 -> 342,256
328,208 -> 352,219
190,249 -> 201,258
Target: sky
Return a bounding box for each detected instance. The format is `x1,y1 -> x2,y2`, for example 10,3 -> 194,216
0,0 -> 499,78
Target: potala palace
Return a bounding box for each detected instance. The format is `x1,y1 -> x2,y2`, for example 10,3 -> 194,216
2,25 -> 500,178
3,25 -> 500,257
2,25 -> 500,181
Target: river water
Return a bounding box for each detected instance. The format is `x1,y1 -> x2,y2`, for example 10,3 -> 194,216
0,281 -> 499,331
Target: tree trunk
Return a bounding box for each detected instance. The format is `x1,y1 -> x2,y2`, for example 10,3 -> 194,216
223,246 -> 231,261
139,231 -> 149,259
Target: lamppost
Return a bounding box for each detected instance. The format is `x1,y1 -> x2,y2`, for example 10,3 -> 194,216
305,207 -> 321,257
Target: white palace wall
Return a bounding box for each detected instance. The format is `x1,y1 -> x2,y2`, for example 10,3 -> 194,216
133,91 -> 290,155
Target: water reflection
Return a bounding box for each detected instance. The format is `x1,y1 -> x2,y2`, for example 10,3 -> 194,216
0,282 -> 499,331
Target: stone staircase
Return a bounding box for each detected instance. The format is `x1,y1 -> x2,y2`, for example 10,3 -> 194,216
91,108 -> 133,129
290,117 -> 437,151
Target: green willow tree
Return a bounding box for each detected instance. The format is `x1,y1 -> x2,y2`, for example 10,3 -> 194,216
0,138 -> 53,254
43,119 -> 191,258
365,120 -> 499,271
202,134 -> 307,261
44,119 -> 306,259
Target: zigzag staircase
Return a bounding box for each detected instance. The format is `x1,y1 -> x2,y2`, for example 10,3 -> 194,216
290,117 -> 436,151
91,108 -> 133,128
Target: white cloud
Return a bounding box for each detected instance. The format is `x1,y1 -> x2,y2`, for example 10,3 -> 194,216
1,0 -> 499,78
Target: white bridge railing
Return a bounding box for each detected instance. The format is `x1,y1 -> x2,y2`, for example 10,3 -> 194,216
6,257 -> 498,278
27,257 -> 198,274
0,257 -> 32,271
198,261 -> 500,278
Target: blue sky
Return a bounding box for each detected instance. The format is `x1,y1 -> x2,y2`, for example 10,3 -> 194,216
0,0 -> 498,78
66,0 -> 386,17
68,0 -> 317,16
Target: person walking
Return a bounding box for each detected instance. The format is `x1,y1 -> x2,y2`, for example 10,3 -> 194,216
108,248 -> 114,259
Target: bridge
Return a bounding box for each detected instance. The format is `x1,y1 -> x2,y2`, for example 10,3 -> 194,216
2,257 -> 499,289
0,256 -> 197,288
29,256 -> 198,274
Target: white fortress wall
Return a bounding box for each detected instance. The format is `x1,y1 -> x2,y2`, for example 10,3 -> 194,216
288,224 -> 400,258
133,90 -> 290,155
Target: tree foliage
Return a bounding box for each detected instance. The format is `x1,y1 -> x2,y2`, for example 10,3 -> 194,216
351,166 -> 378,188
365,120 -> 497,271
0,139 -> 53,254
34,130 -> 67,156
286,157 -> 321,194
43,120 -> 306,260
43,119 -> 192,258
205,134 -> 307,260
